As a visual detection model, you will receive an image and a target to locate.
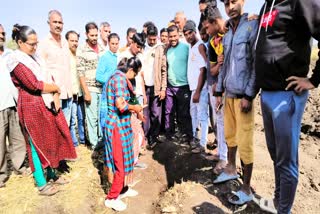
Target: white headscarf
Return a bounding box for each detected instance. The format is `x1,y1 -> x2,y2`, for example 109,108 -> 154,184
7,49 -> 54,109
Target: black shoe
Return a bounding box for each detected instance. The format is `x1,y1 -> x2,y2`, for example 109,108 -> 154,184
146,138 -> 157,150
157,134 -> 173,143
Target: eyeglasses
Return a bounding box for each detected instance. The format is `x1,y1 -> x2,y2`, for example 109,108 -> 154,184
25,41 -> 38,48
0,32 -> 5,36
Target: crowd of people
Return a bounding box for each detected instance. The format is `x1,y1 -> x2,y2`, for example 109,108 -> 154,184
0,0 -> 319,213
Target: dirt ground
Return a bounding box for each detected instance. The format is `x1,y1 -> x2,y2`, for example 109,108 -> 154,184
1,91 -> 320,214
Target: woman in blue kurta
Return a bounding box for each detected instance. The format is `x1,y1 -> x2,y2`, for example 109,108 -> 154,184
103,57 -> 144,211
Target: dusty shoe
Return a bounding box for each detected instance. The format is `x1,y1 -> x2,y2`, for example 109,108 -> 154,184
189,138 -> 198,149
52,176 -> 70,185
134,162 -> 148,170
105,197 -> 127,211
119,188 -> 139,199
192,146 -> 205,154
39,184 -> 59,196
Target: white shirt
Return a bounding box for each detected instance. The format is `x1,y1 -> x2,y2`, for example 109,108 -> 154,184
0,49 -> 18,111
37,34 -> 73,99
187,40 -> 207,91
142,43 -> 158,86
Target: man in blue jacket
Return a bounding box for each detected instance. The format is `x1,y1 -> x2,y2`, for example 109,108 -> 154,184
214,0 -> 258,205
255,0 -> 320,213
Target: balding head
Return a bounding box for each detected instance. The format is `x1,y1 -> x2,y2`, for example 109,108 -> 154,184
174,11 -> 187,31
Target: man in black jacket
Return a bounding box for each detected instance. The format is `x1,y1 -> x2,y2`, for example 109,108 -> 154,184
255,0 -> 320,213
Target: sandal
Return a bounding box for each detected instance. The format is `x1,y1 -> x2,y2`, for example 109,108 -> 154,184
39,184 -> 59,196
53,176 -> 70,185
228,190 -> 253,205
213,172 -> 239,184
213,160 -> 227,175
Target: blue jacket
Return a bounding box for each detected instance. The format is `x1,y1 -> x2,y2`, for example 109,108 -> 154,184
216,13 -> 258,100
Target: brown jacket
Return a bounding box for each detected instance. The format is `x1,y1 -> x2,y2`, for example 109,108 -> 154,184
153,44 -> 167,96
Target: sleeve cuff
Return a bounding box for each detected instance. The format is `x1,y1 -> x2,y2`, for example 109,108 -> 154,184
244,94 -> 254,101
309,76 -> 319,88
214,92 -> 223,97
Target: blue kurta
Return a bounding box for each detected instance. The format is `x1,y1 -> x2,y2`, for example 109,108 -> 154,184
103,71 -> 134,175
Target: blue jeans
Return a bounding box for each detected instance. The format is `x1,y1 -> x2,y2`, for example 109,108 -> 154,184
85,92 -> 102,148
260,90 -> 308,214
61,98 -> 73,127
70,96 -> 86,147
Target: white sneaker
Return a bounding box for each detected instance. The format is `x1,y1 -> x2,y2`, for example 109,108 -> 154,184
119,188 -> 139,199
104,197 -> 127,211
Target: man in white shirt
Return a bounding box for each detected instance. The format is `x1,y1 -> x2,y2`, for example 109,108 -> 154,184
183,20 -> 209,154
38,10 -> 73,126
141,25 -> 167,148
0,24 -> 27,188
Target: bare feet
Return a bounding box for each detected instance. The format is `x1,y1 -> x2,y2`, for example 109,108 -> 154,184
213,160 -> 227,174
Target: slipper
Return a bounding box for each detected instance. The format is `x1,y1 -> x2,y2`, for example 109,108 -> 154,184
39,184 -> 59,196
257,197 -> 277,214
228,190 -> 253,205
213,160 -> 227,174
53,176 -> 70,185
213,172 -> 239,184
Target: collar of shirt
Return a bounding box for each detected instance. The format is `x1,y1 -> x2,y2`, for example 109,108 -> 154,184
83,42 -> 105,54
0,48 -> 13,59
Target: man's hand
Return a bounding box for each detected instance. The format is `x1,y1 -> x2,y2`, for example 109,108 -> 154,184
133,104 -> 143,114
286,76 -> 315,93
84,92 -> 92,104
217,55 -> 224,65
53,93 -> 61,110
159,90 -> 166,100
212,83 -> 217,94
143,95 -> 148,105
216,96 -> 222,112
240,98 -> 252,113
193,91 -> 200,103
248,14 -> 259,21
137,111 -> 146,123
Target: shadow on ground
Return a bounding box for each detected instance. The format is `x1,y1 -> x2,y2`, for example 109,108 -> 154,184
152,140 -> 269,213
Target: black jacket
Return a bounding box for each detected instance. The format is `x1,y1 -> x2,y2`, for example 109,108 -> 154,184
255,0 -> 320,91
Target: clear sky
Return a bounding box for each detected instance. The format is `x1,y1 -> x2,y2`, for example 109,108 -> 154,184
1,0 -> 264,46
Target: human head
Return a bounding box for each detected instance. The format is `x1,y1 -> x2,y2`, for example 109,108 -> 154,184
108,33 -> 120,54
168,25 -> 179,47
200,27 -> 209,43
12,24 -> 37,55
220,0 -> 244,20
174,11 -> 187,31
65,30 -> 79,55
0,24 -> 5,48
183,20 -> 197,45
117,57 -> 142,80
199,0 -> 211,13
143,21 -> 155,34
85,22 -> 98,46
100,22 -> 111,45
160,28 -> 169,45
203,5 -> 224,36
146,25 -> 158,47
47,10 -> 63,36
130,33 -> 145,55
167,20 -> 176,27
126,27 -> 137,47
